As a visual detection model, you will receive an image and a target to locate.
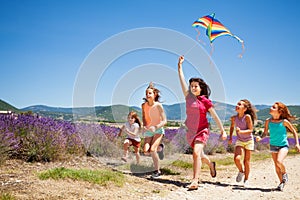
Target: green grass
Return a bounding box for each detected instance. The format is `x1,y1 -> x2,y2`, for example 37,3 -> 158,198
0,193 -> 15,200
161,167 -> 181,175
38,167 -> 125,186
171,160 -> 193,169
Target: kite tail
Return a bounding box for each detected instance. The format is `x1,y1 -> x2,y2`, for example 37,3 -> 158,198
194,28 -> 206,46
238,41 -> 245,58
210,43 -> 214,57
232,35 -> 245,58
208,43 -> 214,65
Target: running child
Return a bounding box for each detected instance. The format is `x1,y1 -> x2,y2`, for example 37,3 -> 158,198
142,82 -> 167,178
256,102 -> 300,191
118,111 -> 142,164
229,99 -> 257,187
178,55 -> 227,190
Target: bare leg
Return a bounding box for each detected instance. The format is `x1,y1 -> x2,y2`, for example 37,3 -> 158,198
123,139 -> 130,158
272,148 -> 288,183
143,137 -> 152,156
192,142 -> 205,182
200,150 -> 215,177
150,134 -> 163,172
234,146 -> 244,173
244,149 -> 251,181
134,146 -> 140,164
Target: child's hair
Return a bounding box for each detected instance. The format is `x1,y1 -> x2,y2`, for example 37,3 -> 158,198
143,82 -> 161,102
240,99 -> 257,123
128,111 -> 141,127
275,102 -> 296,121
189,78 -> 211,98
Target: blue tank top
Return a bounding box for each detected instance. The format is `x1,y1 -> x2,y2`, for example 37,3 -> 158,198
269,120 -> 288,147
235,115 -> 253,142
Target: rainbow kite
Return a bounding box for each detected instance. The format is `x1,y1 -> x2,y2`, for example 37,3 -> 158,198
192,13 -> 245,57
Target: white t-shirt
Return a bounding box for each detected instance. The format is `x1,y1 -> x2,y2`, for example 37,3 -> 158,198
124,122 -> 141,142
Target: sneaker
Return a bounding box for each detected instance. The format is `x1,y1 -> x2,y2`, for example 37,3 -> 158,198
282,173 -> 288,184
243,180 -> 249,187
277,182 -> 284,191
121,157 -> 127,162
151,170 -> 161,179
236,172 -> 244,182
157,143 -> 165,160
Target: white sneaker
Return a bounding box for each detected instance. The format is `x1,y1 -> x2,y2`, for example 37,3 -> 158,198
236,172 -> 244,182
243,180 -> 249,187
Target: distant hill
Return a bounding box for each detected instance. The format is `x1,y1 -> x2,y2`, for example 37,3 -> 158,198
17,101 -> 300,123
0,99 -> 20,113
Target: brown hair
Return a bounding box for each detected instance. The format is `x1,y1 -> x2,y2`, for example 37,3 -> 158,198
189,78 -> 211,98
240,99 -> 257,123
128,111 -> 141,127
143,82 -> 161,102
275,102 -> 296,121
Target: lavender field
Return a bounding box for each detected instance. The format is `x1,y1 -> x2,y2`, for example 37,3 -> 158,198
1,113 -> 299,165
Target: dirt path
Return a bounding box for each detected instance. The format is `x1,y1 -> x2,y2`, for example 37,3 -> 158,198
1,154 -> 300,200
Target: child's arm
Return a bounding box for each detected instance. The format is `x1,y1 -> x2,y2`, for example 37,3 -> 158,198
124,125 -> 140,137
118,125 -> 125,137
284,119 -> 300,152
155,103 -> 167,130
208,107 -> 227,140
178,56 -> 189,97
256,119 -> 269,142
229,116 -> 235,144
236,114 -> 253,135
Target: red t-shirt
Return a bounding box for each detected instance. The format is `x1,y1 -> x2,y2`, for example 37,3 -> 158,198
185,93 -> 213,133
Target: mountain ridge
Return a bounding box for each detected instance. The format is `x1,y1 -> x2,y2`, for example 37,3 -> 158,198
1,99 -> 299,123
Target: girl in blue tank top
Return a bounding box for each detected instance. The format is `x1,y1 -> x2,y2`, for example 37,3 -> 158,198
256,102 -> 300,191
229,99 -> 257,187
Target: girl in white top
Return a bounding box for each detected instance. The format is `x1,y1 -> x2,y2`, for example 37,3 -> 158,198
118,111 -> 142,164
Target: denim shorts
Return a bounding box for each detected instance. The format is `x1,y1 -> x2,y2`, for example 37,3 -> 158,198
270,145 -> 289,152
144,127 -> 165,137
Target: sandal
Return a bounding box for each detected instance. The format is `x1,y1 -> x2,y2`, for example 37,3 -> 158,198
188,180 -> 198,190
121,157 -> 127,162
210,162 -> 216,178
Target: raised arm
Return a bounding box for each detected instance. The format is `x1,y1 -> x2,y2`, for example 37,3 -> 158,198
178,56 -> 189,97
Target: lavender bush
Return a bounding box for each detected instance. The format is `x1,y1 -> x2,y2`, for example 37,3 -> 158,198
0,113 -> 85,162
1,112 -> 299,164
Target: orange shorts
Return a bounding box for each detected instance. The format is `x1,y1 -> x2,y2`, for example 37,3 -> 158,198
126,138 -> 141,149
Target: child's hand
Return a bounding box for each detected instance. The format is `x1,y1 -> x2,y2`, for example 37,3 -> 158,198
148,126 -> 156,133
255,136 -> 262,142
220,131 -> 227,141
178,55 -> 184,65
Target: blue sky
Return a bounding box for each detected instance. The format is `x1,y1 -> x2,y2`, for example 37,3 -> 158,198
1,0 -> 300,109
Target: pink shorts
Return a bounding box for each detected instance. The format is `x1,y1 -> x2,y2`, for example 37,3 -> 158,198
186,128 -> 210,148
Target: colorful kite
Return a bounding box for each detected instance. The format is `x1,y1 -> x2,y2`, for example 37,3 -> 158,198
192,13 -> 245,58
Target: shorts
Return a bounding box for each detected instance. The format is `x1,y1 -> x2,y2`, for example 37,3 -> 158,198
270,145 -> 289,153
144,127 -> 165,138
126,138 -> 141,148
186,128 -> 209,148
236,139 -> 254,151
